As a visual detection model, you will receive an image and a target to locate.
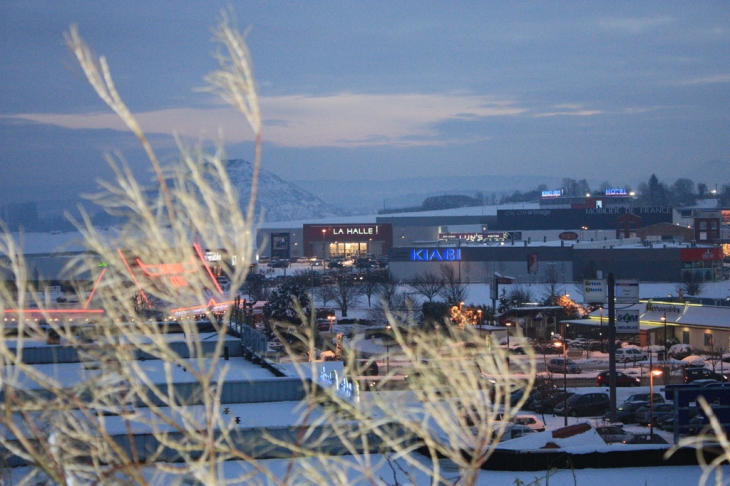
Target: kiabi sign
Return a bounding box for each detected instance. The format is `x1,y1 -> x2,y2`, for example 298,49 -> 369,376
410,249 -> 461,261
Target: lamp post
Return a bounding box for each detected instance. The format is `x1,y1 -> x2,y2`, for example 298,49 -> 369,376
478,309 -> 483,330
328,315 -> 335,334
650,368 -> 663,442
506,320 -> 512,365
385,324 -> 392,374
321,229 -> 327,259
660,313 -> 667,360
555,340 -> 568,426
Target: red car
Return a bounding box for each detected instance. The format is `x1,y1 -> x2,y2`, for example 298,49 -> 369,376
596,371 -> 640,387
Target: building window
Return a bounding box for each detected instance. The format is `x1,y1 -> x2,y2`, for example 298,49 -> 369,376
705,333 -> 714,347
683,330 -> 690,344
629,222 -> 636,230
619,222 -> 625,230
700,221 -> 708,230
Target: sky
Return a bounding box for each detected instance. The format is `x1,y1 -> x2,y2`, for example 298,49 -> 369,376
1,1 -> 729,205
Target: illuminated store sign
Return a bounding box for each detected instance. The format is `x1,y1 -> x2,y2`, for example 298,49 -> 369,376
605,188 -> 628,196
439,232 -> 510,243
541,190 -> 563,198
410,248 -> 461,261
332,226 -> 380,235
204,251 -> 222,262
318,366 -> 359,402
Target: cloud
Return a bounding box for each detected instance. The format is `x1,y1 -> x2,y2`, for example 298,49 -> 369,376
5,93 -> 527,149
598,16 -> 674,34
673,73 -> 730,86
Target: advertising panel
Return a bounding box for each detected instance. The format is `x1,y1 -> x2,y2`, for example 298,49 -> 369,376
527,253 -> 538,273
497,207 -> 672,230
615,278 -> 640,304
615,309 -> 640,334
583,279 -> 606,303
271,233 -> 290,260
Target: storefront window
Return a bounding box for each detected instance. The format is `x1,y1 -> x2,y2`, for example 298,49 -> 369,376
328,242 -> 369,258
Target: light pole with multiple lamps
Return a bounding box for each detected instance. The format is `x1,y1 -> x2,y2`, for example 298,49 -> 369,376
650,368 -> 663,441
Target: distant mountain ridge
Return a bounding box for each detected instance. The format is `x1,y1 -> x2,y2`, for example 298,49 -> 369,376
224,159 -> 343,222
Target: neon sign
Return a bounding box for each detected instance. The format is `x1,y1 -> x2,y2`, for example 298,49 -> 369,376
410,249 -> 461,261
605,188 -> 628,196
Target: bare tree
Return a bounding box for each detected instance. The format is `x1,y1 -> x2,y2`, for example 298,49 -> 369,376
409,270 -> 444,303
439,264 -> 468,306
327,273 -> 364,317
678,270 -> 703,296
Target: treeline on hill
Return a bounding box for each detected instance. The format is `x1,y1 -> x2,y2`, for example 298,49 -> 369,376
380,175 -> 730,215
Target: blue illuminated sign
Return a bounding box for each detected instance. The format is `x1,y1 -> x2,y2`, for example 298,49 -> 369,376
541,190 -> 563,198
605,188 -> 628,196
410,249 -> 461,261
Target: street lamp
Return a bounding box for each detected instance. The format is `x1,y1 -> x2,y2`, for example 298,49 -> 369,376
328,315 -> 335,334
650,368 -> 663,441
554,340 -> 568,426
478,309 -> 483,330
385,324 -> 392,374
505,320 -> 512,365
321,229 -> 327,259
660,313 -> 667,360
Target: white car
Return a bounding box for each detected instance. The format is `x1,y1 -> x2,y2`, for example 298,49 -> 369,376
615,348 -> 648,363
510,414 -> 545,432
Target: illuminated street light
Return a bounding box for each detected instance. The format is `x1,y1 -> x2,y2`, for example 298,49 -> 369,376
554,340 -> 568,426
650,368 -> 663,441
505,320 -> 512,365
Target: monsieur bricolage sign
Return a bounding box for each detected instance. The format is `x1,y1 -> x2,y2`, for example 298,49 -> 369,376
615,309 -> 640,334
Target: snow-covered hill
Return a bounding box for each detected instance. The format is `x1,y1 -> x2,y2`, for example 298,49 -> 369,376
223,159 -> 343,223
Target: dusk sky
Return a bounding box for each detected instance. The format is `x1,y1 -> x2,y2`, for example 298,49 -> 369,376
1,2 -> 729,205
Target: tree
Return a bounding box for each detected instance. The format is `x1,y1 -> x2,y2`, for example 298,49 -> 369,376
638,174 -> 669,206
671,178 -> 697,207
408,270 -> 444,303
678,271 -> 703,296
697,182 -> 708,198
326,273 -> 364,317
264,279 -> 311,326
439,264 -> 468,306
360,272 -> 379,307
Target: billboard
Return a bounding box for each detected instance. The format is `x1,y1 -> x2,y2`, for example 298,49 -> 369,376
615,278 -> 640,304
615,309 -> 640,334
583,279 -> 606,303
271,233 -> 290,260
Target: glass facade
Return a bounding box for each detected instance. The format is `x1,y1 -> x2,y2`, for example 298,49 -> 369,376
328,242 -> 369,258
681,258 -> 722,281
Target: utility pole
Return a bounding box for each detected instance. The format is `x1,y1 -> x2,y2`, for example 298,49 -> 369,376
608,272 -> 617,422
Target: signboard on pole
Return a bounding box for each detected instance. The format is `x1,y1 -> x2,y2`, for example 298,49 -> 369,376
615,309 -> 640,333
583,279 -> 607,303
615,279 -> 640,304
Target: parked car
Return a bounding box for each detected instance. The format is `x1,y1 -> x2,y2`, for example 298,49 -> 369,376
268,259 -> 290,268
615,348 -> 649,363
602,400 -> 649,424
510,414 -> 545,432
494,424 -> 536,442
595,425 -> 634,444
656,407 -> 704,430
553,392 -> 609,417
530,390 -> 575,414
625,392 -> 665,404
546,358 -> 582,374
622,433 -> 668,444
596,370 -> 640,387
684,367 -> 728,383
635,403 -> 676,426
